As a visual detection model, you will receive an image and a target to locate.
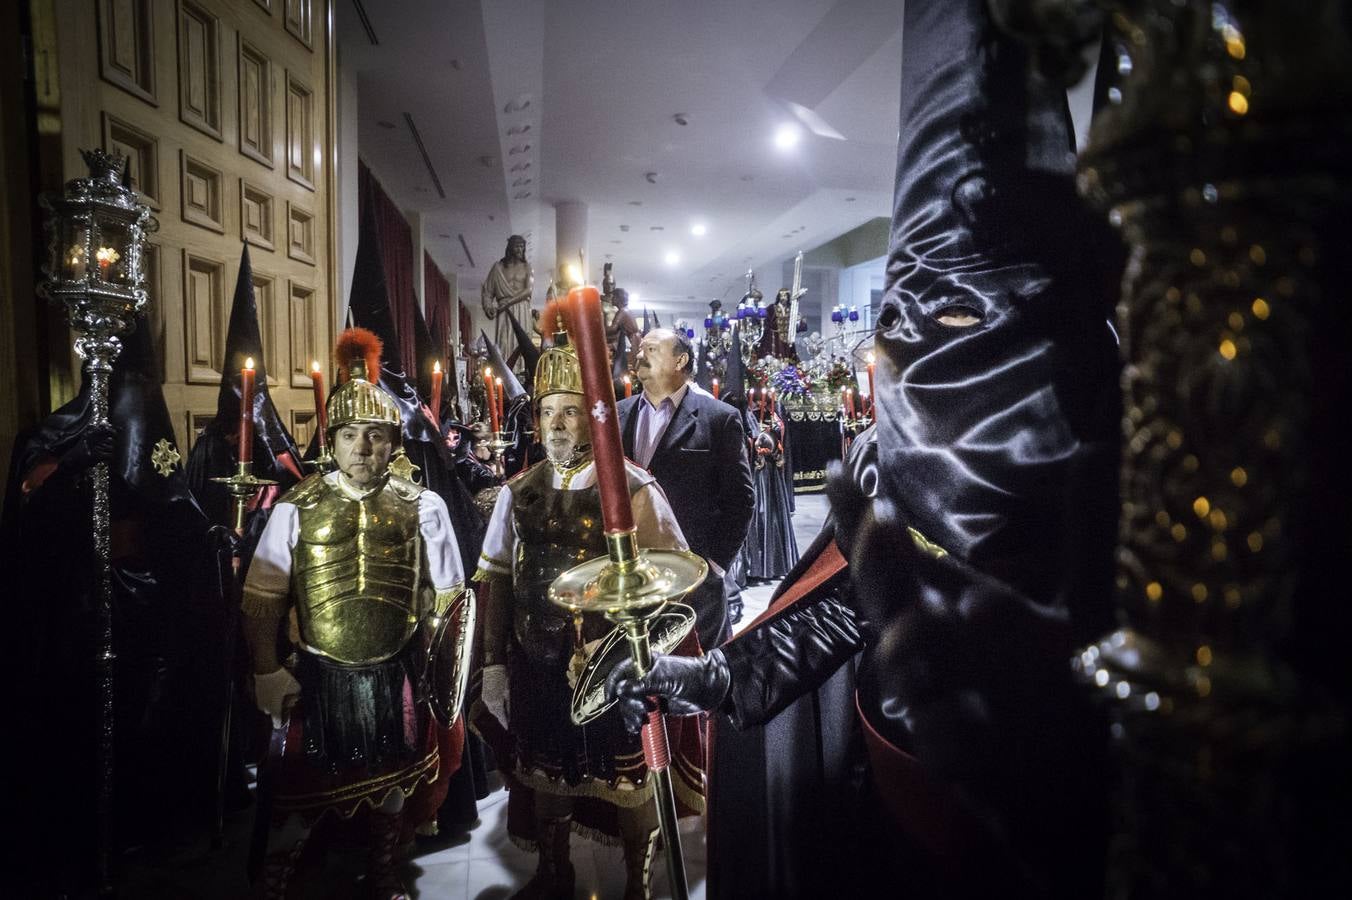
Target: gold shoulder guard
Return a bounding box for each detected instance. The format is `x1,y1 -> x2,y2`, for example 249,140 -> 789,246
389,474 -> 425,502
281,472 -> 329,509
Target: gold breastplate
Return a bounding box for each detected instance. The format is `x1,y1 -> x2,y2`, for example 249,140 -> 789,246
290,474 -> 424,665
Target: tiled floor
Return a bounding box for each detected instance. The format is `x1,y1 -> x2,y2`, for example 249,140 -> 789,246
122,495 -> 831,900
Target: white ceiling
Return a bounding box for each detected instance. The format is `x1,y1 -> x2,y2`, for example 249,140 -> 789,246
338,0 -> 901,325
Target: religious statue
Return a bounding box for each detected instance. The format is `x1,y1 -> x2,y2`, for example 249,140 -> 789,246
481,235 -> 534,353
601,263 -> 641,372
757,288 -> 800,360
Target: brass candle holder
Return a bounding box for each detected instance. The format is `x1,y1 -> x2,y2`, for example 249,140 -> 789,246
549,529 -> 707,900
211,460 -> 279,535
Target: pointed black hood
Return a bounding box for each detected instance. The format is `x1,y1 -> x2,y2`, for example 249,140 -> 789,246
214,243 -> 298,466
504,307 -> 540,392
480,329 -> 526,404
873,0 -> 1121,608
347,192 -> 440,444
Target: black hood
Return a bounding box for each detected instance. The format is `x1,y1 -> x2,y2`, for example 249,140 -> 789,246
10,314 -> 203,514
873,0 -> 1122,609
504,307 -> 541,393
213,243 -> 300,468
480,330 -> 527,405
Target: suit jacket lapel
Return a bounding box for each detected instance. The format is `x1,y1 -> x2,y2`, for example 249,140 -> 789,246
654,392 -> 698,463
621,400 -> 639,459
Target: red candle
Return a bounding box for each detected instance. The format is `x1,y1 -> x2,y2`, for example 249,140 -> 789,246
431,361 -> 444,428
867,353 -> 876,417
494,377 -> 505,430
623,375 -> 632,399
566,286 -> 635,534
310,361 -> 328,451
846,388 -> 856,418
483,367 -> 500,433
239,357 -> 255,464
712,378 -> 720,400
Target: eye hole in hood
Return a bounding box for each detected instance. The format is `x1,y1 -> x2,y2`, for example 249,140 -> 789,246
934,305 -> 982,328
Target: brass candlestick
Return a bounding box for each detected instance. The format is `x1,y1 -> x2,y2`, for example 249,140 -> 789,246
211,460 -> 279,535
549,529 -> 707,900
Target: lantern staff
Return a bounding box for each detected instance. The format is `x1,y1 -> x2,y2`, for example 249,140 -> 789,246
38,149 -> 156,894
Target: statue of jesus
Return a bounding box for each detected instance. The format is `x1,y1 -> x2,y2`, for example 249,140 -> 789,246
481,234 -> 534,352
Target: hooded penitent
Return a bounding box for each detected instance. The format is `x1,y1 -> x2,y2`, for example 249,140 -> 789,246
480,329 -> 533,477
2,317 -> 233,895
504,306 -> 541,393
855,0 -> 1123,892
186,243 -> 304,530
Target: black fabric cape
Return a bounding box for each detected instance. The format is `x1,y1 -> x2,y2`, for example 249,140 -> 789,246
1,318 -> 233,895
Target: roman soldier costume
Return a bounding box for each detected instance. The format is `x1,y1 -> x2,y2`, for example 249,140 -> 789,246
242,331 -> 473,899
472,333 -> 702,900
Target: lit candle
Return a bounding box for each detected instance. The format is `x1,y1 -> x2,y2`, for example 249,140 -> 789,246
623,375 -> 632,399
566,286 -> 635,534
95,246 -> 119,278
712,378 -> 720,400
239,357 -> 256,465
431,360 -> 444,428
866,352 -> 876,418
310,361 -> 327,451
482,367 -> 499,433
494,377 -> 505,430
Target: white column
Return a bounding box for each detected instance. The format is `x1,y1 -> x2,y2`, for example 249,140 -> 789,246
554,201 -> 590,284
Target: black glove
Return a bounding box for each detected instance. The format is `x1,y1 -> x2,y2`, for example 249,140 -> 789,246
605,650 -> 732,735
59,422 -> 117,473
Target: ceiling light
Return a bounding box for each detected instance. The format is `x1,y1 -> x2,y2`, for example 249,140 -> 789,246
664,251 -> 680,266
631,292 -> 641,303
774,123 -> 802,150
691,223 -> 707,237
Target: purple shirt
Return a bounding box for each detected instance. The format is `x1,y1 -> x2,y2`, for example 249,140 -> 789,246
634,382 -> 689,468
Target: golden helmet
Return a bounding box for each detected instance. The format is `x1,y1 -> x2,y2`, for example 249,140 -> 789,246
533,338 -> 583,403
328,328 -> 401,433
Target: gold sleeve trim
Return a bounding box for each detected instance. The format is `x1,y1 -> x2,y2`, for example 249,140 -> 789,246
241,589 -> 289,619
432,582 -> 466,617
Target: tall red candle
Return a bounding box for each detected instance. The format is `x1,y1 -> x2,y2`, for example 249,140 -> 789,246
566,286 -> 635,535
623,375 -> 632,399
310,361 -> 328,451
431,361 -> 444,428
494,377 -> 505,430
712,378 -> 720,400
239,357 -> 255,464
846,387 -> 856,418
866,353 -> 876,418
483,367 -> 500,433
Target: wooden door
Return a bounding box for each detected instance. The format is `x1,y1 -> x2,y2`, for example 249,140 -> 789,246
51,0 -> 336,453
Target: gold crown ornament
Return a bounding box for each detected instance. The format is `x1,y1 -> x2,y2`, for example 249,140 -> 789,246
328,327 -> 401,433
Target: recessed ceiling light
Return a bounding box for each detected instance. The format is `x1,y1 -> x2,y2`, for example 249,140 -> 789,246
506,124 -> 531,136
645,172 -> 659,184
619,225 -> 630,232
740,174 -> 754,182
610,239 -> 623,244
628,200 -> 643,206
673,113 -> 689,126
438,232 -> 450,238
377,120 -> 396,129
664,251 -> 681,266
513,191 -> 532,199
650,225 -> 664,231
691,223 -> 707,237
845,196 -> 857,202
509,144 -> 531,155
631,292 -> 641,302
774,123 -> 802,150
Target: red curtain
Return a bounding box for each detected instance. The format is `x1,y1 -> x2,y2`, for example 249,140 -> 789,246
424,252 -> 451,358
358,161 -> 417,379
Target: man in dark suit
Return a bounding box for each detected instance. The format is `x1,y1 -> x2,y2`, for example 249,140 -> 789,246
618,327 -> 754,648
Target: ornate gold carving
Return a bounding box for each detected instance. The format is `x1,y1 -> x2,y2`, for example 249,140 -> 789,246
150,438 -> 180,477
